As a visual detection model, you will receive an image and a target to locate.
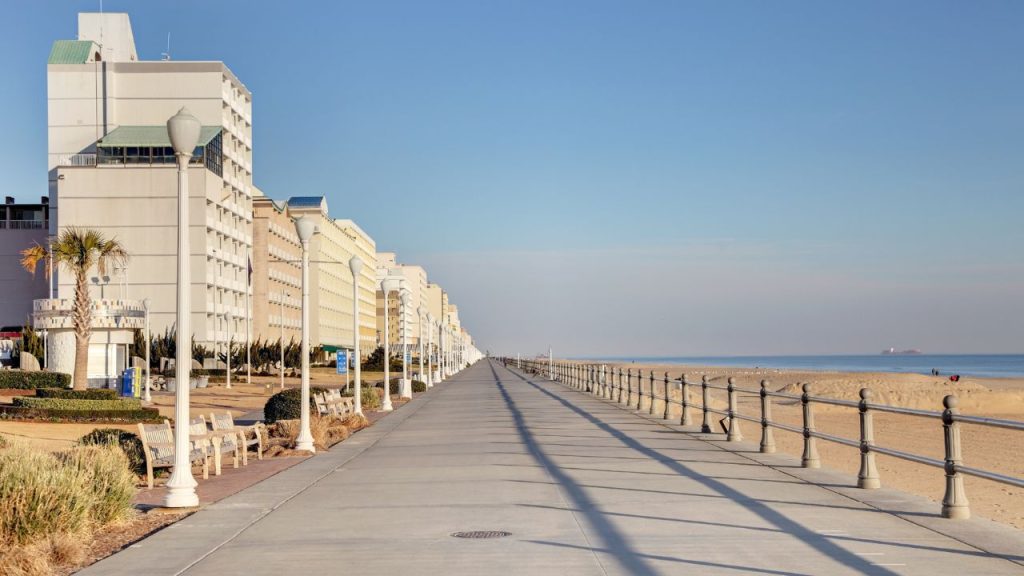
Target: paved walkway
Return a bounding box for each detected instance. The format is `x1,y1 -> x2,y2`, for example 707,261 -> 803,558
82,360 -> 1024,575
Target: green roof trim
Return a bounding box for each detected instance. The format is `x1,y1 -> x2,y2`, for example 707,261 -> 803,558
97,126 -> 222,148
321,345 -> 353,353
48,40 -> 97,64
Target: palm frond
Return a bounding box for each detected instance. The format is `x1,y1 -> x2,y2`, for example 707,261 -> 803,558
20,244 -> 49,277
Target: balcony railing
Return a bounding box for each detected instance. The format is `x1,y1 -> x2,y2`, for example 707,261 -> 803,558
2,220 -> 47,230
57,153 -> 97,167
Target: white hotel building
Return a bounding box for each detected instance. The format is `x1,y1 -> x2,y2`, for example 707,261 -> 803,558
47,13 -> 253,348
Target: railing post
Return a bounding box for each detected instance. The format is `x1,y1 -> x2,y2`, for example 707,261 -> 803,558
648,371 -> 657,415
941,395 -> 970,519
801,383 -> 820,468
759,380 -> 775,453
727,377 -> 742,442
636,370 -> 644,410
626,369 -> 632,405
663,372 -> 671,420
680,373 -> 691,426
857,388 -> 880,489
603,365 -> 609,398
700,375 -> 711,433
617,368 -> 624,404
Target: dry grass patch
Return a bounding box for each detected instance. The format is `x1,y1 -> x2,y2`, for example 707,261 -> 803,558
0,440 -> 137,576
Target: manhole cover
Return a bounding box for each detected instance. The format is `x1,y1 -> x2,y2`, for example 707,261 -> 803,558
451,530 -> 512,539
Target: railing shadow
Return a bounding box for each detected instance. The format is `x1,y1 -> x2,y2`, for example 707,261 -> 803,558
499,362 -> 904,576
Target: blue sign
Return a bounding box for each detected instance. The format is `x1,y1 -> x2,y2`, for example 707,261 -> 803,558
336,350 -> 348,375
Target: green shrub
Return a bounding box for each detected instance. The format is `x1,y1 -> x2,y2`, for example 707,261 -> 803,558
78,429 -> 146,476
0,371 -> 71,390
361,386 -> 381,411
35,388 -> 118,400
412,380 -> 427,393
263,387 -> 328,424
377,379 -> 402,395
13,397 -> 142,411
0,405 -> 163,423
54,445 -> 136,525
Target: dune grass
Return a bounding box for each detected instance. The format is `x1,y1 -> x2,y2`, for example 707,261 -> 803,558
0,439 -> 137,575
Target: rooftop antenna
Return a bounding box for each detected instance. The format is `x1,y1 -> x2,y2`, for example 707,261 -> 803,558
161,33 -> 172,61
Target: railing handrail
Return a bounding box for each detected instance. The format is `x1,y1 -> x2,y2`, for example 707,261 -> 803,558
503,356 -> 1024,520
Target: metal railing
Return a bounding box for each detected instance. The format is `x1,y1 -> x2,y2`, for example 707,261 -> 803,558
3,220 -> 47,230
57,153 -> 97,166
505,357 -> 1024,520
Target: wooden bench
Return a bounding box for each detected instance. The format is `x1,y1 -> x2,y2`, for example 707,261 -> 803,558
194,414 -> 240,476
314,391 -> 356,417
209,411 -> 264,465
137,419 -> 210,489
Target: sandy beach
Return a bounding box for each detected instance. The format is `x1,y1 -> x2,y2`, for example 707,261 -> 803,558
568,360 -> 1024,530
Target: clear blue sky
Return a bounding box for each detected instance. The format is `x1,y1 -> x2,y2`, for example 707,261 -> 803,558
3,1 -> 1022,355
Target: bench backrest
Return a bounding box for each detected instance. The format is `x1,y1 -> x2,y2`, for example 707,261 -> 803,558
190,416 -> 208,438
210,411 -> 235,431
139,420 -> 173,444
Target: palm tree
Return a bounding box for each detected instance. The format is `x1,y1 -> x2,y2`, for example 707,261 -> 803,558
21,229 -> 129,390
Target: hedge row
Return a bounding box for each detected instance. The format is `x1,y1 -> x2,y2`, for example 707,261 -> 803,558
34,388 -> 119,400
14,397 -> 143,411
0,371 -> 71,390
0,405 -> 163,423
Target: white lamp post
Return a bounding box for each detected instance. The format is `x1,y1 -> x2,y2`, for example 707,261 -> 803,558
416,306 -> 425,390
349,256 -> 364,415
143,298 -> 151,402
399,288 -> 411,399
380,277 -> 401,412
294,216 -> 317,453
425,314 -> 435,387
225,310 -> 233,389
440,325 -> 448,379
279,291 -> 288,391
164,107 -> 200,509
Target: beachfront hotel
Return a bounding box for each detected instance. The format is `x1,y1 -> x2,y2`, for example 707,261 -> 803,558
374,252 -> 428,348
46,13 -> 254,352
251,192 -> 302,346
285,196 -> 378,358
0,197 -> 50,329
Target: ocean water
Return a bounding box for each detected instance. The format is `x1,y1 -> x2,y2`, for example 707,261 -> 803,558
587,355 -> 1024,379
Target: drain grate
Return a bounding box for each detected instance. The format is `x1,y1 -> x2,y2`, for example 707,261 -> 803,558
451,530 -> 512,539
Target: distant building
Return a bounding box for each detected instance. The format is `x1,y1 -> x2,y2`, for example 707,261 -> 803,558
0,198 -> 51,327
424,282 -> 444,339
47,13 -> 253,351
286,196 -> 377,357
252,191 -> 301,345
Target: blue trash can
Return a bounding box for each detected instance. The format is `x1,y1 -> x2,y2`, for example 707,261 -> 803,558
120,369 -> 135,398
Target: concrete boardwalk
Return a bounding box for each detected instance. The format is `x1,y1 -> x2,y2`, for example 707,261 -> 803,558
83,360 -> 1024,575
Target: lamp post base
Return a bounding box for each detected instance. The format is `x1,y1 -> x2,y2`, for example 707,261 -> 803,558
295,435 -> 316,453
163,475 -> 199,508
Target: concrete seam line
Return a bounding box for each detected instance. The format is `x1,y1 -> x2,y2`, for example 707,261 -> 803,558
493,362 -> 613,576
174,385 -> 446,576
555,374 -> 1024,570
